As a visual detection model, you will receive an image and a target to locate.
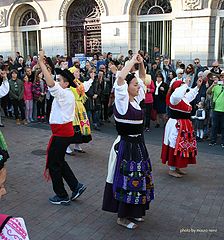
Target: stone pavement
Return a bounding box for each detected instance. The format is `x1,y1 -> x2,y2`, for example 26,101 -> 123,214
0,118 -> 224,240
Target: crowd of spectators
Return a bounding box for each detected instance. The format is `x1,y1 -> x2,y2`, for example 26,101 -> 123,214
0,47 -> 223,147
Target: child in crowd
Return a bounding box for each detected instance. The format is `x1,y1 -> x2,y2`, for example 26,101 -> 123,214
32,70 -> 47,122
23,75 -> 33,123
191,101 -> 206,142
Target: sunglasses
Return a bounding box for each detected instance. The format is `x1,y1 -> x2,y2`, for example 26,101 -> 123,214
194,62 -> 199,64
213,66 -> 219,68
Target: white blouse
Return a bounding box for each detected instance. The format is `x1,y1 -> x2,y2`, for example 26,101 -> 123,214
170,84 -> 199,106
114,77 -> 145,115
48,82 -> 75,124
0,79 -> 9,98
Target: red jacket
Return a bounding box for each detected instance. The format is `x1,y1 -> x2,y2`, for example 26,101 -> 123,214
144,80 -> 155,104
23,82 -> 33,100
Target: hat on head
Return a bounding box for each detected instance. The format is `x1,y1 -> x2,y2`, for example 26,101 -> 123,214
166,80 -> 183,105
202,70 -> 211,79
55,68 -> 76,88
172,80 -> 183,91
176,68 -> 184,75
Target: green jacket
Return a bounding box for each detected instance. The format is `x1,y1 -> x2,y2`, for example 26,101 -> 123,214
212,85 -> 224,112
9,78 -> 24,100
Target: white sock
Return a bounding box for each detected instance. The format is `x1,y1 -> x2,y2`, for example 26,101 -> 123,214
169,166 -> 176,171
66,146 -> 73,153
200,129 -> 204,139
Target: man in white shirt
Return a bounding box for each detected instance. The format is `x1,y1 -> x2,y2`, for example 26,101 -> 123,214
38,51 -> 86,205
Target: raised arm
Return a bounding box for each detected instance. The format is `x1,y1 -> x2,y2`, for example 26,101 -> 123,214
38,50 -> 55,87
117,54 -> 139,86
138,55 -> 146,82
0,71 -> 9,98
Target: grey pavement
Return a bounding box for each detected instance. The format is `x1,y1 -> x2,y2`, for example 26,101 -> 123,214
0,118 -> 224,240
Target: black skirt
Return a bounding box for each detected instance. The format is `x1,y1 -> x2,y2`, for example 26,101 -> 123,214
102,182 -> 149,218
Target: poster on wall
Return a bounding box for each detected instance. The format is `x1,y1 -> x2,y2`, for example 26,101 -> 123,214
73,54 -> 93,68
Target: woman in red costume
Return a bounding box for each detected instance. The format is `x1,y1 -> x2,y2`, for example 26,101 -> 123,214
161,77 -> 202,178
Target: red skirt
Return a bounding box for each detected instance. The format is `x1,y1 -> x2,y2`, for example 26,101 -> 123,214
161,119 -> 197,168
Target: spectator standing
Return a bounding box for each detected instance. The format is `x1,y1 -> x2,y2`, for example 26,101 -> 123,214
23,74 -> 33,123
191,101 -> 206,142
210,61 -> 222,75
207,71 -> 224,147
9,69 -> 26,125
153,72 -> 169,128
32,70 -> 47,122
144,74 -> 155,131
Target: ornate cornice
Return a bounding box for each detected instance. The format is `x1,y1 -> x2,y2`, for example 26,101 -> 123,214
0,8 -> 7,28
183,0 -> 203,10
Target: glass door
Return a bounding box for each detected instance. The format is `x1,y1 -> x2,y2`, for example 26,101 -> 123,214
22,30 -> 41,57
140,20 -> 172,58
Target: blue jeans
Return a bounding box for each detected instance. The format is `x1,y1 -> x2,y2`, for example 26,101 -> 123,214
211,111 -> 224,144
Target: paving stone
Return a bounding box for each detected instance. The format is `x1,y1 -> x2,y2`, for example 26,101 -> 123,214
0,118 -> 224,240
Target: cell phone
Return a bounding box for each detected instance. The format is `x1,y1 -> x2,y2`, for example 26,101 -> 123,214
218,81 -> 223,85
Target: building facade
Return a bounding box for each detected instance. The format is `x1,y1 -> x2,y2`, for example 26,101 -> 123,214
0,0 -> 223,65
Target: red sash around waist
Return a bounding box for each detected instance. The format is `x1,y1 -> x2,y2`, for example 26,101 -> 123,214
44,122 -> 74,180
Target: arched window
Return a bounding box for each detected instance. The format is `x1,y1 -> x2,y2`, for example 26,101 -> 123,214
139,0 -> 172,15
66,0 -> 101,56
138,0 -> 172,59
20,9 -> 40,26
19,9 -> 41,57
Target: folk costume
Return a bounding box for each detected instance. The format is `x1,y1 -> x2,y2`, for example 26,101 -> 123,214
102,75 -> 154,219
67,67 -> 92,149
0,214 -> 29,239
45,69 -> 81,201
0,78 -> 10,198
161,81 -> 199,170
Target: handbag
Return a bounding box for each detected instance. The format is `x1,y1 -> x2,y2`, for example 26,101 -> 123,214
150,108 -> 157,121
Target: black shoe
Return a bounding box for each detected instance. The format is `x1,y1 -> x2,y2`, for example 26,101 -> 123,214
209,141 -> 216,146
49,195 -> 70,205
94,126 -> 101,131
155,124 -> 160,128
74,149 -> 86,153
65,151 -> 76,156
71,183 -> 87,201
221,143 -> 224,148
0,124 -> 4,127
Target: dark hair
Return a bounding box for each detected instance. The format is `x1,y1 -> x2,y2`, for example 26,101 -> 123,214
0,55 -> 3,59
126,73 -> 136,85
34,70 -> 42,83
11,69 -> 18,75
179,63 -> 185,69
156,72 -> 164,81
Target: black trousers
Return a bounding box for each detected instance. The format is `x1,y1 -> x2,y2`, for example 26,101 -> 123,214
11,99 -> 25,120
101,98 -> 109,121
144,103 -> 153,128
37,98 -> 45,117
48,136 -> 78,198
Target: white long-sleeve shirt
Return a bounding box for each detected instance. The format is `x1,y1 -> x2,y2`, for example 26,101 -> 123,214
48,82 -> 75,124
0,79 -> 9,98
114,77 -> 145,115
170,84 -> 199,106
